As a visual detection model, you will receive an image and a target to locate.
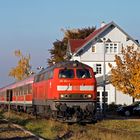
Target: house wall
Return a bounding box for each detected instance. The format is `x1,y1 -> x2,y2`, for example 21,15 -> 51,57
71,26 -> 138,106
79,27 -> 137,62
116,91 -> 133,105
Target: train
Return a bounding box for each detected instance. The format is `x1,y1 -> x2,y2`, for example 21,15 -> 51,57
0,61 -> 97,122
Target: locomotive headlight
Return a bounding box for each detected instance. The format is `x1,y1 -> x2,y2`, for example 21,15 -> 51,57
60,94 -> 64,98
87,94 -> 92,98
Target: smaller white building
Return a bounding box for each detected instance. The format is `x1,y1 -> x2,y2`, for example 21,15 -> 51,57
66,21 -> 140,108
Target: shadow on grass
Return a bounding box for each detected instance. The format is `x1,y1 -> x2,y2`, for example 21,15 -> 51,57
0,135 -> 40,140
55,130 -> 74,140
0,110 -> 5,119
11,118 -> 32,126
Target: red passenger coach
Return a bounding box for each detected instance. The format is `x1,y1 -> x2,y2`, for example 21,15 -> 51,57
0,76 -> 34,112
33,61 -> 97,122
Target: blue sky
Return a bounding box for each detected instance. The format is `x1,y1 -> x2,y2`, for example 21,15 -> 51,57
0,0 -> 140,86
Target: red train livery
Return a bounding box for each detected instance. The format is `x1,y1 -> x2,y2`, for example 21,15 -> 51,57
0,61 -> 97,122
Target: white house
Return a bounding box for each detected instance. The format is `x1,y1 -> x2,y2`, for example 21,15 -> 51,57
66,21 -> 140,108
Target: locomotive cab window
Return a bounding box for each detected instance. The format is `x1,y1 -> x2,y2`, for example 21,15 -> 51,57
76,69 -> 92,78
59,69 -> 74,78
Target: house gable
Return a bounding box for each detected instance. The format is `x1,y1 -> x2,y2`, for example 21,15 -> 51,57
67,21 -> 140,58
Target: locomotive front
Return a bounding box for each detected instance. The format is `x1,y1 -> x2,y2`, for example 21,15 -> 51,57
53,61 -> 97,122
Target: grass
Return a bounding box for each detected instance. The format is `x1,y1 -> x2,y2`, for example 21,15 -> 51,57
1,109 -> 140,140
25,119 -> 68,139
94,120 -> 140,132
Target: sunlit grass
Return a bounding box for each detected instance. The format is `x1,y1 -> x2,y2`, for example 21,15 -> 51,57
1,109 -> 140,140
94,120 -> 140,132
25,119 -> 68,139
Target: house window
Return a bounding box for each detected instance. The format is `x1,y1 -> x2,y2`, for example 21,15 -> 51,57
110,46 -> 113,53
96,64 -> 102,74
114,46 -> 117,52
106,46 -> 109,53
92,45 -> 96,52
105,43 -> 118,53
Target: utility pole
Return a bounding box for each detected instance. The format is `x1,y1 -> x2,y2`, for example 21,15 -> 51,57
103,38 -> 106,117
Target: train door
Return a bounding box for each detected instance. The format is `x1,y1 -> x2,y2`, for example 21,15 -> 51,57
6,89 -> 13,102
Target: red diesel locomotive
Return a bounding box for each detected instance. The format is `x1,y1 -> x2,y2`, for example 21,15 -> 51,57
0,61 -> 97,122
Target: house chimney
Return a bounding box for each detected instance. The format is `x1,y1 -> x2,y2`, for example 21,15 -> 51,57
101,21 -> 106,27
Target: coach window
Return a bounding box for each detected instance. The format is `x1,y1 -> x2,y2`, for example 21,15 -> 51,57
44,71 -> 53,80
25,86 -> 28,94
26,85 -> 29,94
44,72 -> 49,79
19,90 -> 22,96
28,84 -> 32,94
14,89 -> 17,96
23,86 -> 27,95
39,73 -> 45,81
18,88 -> 20,96
17,90 -> 19,96
20,87 -> 23,96
76,69 -> 92,78
34,76 -> 38,82
15,89 -> 17,96
59,69 -> 74,78
35,74 -> 41,82
22,86 -> 25,95
14,89 -> 16,96
48,71 -> 53,79
44,71 -> 49,79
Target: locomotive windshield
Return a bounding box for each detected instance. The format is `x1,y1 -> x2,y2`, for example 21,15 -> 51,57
76,69 -> 92,78
59,69 -> 74,78
59,68 -> 92,79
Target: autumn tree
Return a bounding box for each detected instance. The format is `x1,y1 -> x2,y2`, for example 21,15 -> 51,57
109,46 -> 140,99
9,50 -> 33,81
48,27 -> 96,66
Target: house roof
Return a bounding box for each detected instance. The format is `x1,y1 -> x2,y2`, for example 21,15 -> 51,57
68,21 -> 140,55
84,24 -> 108,41
69,39 -> 86,54
68,23 -> 109,54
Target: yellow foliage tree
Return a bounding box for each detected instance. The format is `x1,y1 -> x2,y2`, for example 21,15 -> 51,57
109,46 -> 140,99
9,50 -> 32,81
